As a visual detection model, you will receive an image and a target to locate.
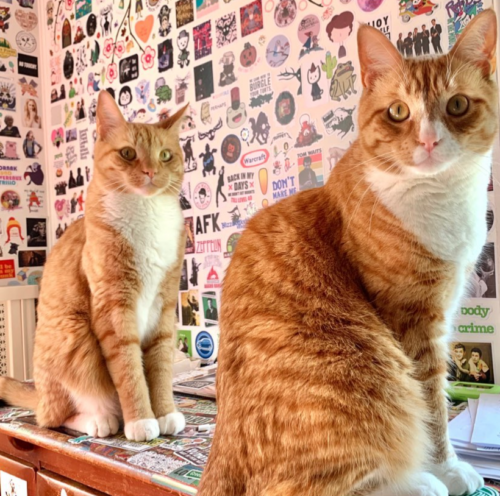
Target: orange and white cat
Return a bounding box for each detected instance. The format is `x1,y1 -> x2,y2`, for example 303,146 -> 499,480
199,10 -> 498,496
0,91 -> 187,442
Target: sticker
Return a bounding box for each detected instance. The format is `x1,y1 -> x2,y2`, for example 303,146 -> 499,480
177,329 -> 192,356
75,0 -> 91,19
218,51 -> 236,87
448,341 -> 494,384
135,80 -> 150,105
295,114 -> 322,148
135,14 -> 154,43
240,149 -> 269,168
86,13 -> 97,37
184,217 -> 195,254
446,0 -> 479,50
327,145 -> 347,171
275,0 -> 297,27
275,90 -> 295,125
325,11 -> 355,59
18,249 -> 46,267
1,471 -> 27,495
297,147 -> 323,191
175,446 -> 210,466
0,38 -> 16,58
76,46 -> 88,76
221,135 -> 241,164
226,86 -> 246,129
26,218 -> 46,247
195,331 -> 214,358
266,34 -> 290,68
17,0 -> 35,6
240,0 -> 263,37
357,0 -> 383,12
200,144 -> 217,177
128,451 -> 187,475
158,5 -> 172,36
322,106 -> 355,137
15,31 -> 36,53
215,12 -> 237,48
0,81 -> 15,111
14,9 -> 37,30
24,162 -> 43,185
198,118 -> 222,141
181,136 -> 197,172
1,141 -> 19,158
194,61 -> 214,101
63,51 -> 74,79
248,112 -> 270,145
467,243 -> 496,299
239,41 -> 257,70
0,7 -> 10,33
0,115 -> 21,137
100,6 -> 113,37
298,14 -> 322,59
328,60 -> 356,102
249,73 -> 272,108
51,127 -> 64,147
180,289 -> 199,324
203,295 -> 219,325
366,13 -> 390,40
224,232 -> 240,258
73,23 -> 85,44
62,18 -> 71,48
164,465 -> 203,487
1,190 -> 20,210
177,29 -> 190,69
157,39 -> 173,72
176,0 -> 194,28
146,0 -> 161,11
119,54 -> 139,83
194,20 -> 212,60
18,77 -> 37,97
154,77 -> 172,104
193,182 -> 212,210
18,53 -> 37,77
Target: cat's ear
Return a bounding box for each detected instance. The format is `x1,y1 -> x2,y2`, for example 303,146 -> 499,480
449,9 -> 497,77
357,24 -> 402,88
156,103 -> 189,134
96,90 -> 125,139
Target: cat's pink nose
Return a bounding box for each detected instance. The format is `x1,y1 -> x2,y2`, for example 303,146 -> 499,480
142,170 -> 156,179
420,139 -> 440,153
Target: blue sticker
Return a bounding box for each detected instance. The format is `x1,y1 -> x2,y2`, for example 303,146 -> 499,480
195,331 -> 214,359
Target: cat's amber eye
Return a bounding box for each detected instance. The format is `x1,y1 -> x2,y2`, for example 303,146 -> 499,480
447,95 -> 469,117
160,149 -> 173,162
120,147 -> 137,161
388,101 -> 410,122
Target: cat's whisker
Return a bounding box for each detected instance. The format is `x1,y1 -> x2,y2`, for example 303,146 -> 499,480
341,151 -> 399,174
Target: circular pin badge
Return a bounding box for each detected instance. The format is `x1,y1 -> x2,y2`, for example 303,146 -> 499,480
195,331 -> 214,359
221,134 -> 241,164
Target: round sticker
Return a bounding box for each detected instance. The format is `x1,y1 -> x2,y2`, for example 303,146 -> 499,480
221,134 -> 241,164
86,13 -> 97,37
274,0 -> 297,28
297,14 -> 320,44
16,31 -> 37,53
266,35 -> 290,68
357,0 -> 383,12
63,51 -> 74,79
195,331 -> 214,359
275,91 -> 295,126
1,190 -> 20,210
193,182 -> 212,210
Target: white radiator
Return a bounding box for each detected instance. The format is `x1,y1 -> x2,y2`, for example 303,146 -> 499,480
0,286 -> 38,381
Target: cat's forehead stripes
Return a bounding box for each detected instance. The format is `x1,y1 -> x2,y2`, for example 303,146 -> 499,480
401,58 -> 450,103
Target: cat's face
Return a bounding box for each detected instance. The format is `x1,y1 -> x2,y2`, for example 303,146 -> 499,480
358,10 -> 498,177
94,90 -> 186,197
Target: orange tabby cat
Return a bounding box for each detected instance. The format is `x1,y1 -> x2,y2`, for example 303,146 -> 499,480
0,91 -> 187,442
199,10 -> 498,496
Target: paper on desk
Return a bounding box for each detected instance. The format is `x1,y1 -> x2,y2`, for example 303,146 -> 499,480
449,407 -> 472,443
471,394 -> 500,448
468,398 -> 479,425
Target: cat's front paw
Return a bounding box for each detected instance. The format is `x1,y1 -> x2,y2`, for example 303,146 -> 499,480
86,414 -> 120,438
124,419 -> 160,442
432,457 -> 483,495
158,412 -> 185,435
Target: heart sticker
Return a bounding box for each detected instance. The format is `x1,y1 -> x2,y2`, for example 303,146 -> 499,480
135,15 -> 154,43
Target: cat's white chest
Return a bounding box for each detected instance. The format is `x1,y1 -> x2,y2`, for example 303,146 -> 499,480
103,193 -> 183,342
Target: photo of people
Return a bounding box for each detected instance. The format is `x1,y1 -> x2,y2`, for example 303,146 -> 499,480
448,342 -> 494,384
177,329 -> 192,357
18,250 -> 46,267
202,291 -> 218,327
26,218 -> 47,247
467,243 -> 496,298
22,98 -> 42,128
180,259 -> 188,291
397,21 -> 442,58
181,289 -> 200,326
0,115 -> 21,137
23,131 -> 42,158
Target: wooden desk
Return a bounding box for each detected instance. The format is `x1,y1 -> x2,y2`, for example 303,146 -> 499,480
0,395 -> 215,496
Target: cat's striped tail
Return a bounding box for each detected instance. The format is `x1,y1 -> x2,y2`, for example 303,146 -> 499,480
0,377 -> 38,410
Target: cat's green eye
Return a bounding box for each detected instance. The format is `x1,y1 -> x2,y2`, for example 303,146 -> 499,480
120,147 -> 137,161
447,95 -> 469,117
160,149 -> 173,162
388,101 -> 410,122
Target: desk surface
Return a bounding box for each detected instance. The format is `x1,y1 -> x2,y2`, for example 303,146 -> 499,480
0,395 -> 216,495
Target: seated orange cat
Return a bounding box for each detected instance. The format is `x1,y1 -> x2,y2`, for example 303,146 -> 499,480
0,91 -> 187,442
199,10 -> 497,496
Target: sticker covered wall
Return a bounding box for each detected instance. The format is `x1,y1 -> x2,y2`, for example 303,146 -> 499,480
36,0 -> 500,374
